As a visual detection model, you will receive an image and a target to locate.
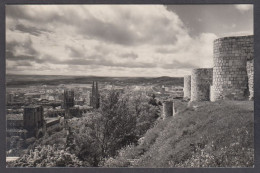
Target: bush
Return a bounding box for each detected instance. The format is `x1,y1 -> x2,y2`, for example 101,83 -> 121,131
8,144 -> 84,167
68,89 -> 160,167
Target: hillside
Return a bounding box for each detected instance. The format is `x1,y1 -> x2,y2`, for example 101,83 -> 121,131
6,74 -> 183,87
105,100 -> 254,167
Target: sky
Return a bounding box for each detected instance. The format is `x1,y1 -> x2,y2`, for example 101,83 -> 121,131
6,5 -> 253,77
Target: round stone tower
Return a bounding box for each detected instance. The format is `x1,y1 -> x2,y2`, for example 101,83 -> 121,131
191,68 -> 213,101
162,101 -> 173,119
211,35 -> 253,101
183,75 -> 191,99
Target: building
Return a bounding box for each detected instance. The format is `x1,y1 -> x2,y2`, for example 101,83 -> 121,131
63,89 -> 75,119
68,107 -> 82,117
63,89 -> 75,109
6,93 -> 14,104
23,105 -> 44,137
7,114 -> 23,129
90,81 -> 100,109
44,117 -> 63,135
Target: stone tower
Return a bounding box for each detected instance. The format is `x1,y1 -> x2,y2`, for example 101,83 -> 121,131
211,35 -> 253,101
183,75 -> 191,99
23,105 -> 44,137
191,68 -> 213,101
247,59 -> 254,100
64,89 -> 74,119
90,81 -> 100,109
64,89 -> 74,109
162,101 -> 173,119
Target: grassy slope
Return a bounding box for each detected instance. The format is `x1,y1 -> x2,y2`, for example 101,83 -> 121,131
107,100 -> 254,167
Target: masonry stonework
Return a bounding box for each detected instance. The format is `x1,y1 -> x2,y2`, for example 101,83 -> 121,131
183,75 -> 191,99
211,35 -> 253,101
191,68 -> 213,101
162,101 -> 173,119
247,59 -> 254,100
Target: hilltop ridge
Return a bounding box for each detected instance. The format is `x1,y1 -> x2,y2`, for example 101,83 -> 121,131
6,74 -> 184,87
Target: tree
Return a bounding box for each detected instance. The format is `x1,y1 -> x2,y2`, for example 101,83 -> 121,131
148,93 -> 158,106
8,144 -> 84,167
68,89 -> 160,167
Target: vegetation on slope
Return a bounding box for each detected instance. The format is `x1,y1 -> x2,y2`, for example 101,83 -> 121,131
104,100 -> 254,167
7,88 -> 254,168
8,89 -> 161,167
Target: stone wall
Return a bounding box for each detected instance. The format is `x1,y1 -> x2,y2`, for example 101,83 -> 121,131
183,75 -> 191,99
247,59 -> 254,100
211,35 -> 253,101
162,101 -> 173,119
191,68 -> 213,101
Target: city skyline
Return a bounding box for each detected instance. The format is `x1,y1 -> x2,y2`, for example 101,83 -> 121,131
6,5 -> 253,77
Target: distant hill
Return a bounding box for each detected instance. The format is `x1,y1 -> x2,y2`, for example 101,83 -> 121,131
6,74 -> 184,87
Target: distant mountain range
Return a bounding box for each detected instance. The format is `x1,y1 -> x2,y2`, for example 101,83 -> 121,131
6,74 -> 184,87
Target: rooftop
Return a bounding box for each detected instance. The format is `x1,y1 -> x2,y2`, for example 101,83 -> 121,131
6,157 -> 20,162
6,114 -> 23,120
24,105 -> 42,109
45,117 -> 60,124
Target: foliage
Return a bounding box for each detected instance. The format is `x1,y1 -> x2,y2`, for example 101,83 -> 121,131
6,136 -> 27,157
8,144 -> 84,167
68,89 -> 160,166
103,145 -> 139,167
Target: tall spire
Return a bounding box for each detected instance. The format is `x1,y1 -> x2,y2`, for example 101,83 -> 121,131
90,81 -> 100,109
91,81 -> 95,107
95,82 -> 99,109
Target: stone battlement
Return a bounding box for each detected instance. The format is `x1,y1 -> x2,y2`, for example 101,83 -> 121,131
164,35 -> 253,119
191,68 -> 213,101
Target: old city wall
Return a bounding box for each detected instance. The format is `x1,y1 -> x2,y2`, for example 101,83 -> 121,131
211,35 -> 253,101
183,75 -> 191,99
162,101 -> 173,119
191,68 -> 213,101
247,59 -> 254,100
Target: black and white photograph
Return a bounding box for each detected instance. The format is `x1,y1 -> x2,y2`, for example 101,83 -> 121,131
5,4 -> 254,168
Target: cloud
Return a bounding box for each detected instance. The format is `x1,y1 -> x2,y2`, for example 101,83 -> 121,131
161,60 -> 199,69
10,23 -> 51,36
6,38 -> 38,56
6,38 -> 39,62
235,5 -> 253,13
6,5 -> 187,46
65,45 -> 86,58
6,51 -> 35,61
5,5 -> 223,76
120,52 -> 138,59
51,57 -> 156,69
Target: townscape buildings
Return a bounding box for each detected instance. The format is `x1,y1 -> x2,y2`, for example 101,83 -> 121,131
6,80 -> 184,143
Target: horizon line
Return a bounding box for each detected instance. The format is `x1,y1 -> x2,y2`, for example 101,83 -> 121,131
6,73 -> 185,78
